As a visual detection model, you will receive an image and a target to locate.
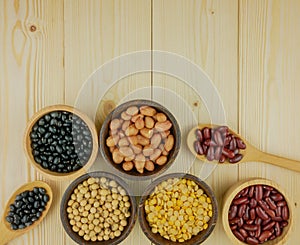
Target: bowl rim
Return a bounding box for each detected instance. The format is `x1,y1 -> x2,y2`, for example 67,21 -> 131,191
23,104 -> 99,181
99,99 -> 181,181
138,172 -> 218,245
222,178 -> 293,245
60,171 -> 137,245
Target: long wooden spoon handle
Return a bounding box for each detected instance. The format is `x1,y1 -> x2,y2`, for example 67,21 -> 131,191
258,152 -> 300,172
0,220 -> 15,245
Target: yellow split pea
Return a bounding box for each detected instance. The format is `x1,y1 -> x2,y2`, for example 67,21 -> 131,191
145,178 -> 213,243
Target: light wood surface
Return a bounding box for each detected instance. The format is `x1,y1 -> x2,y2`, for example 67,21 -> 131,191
1,0 -> 300,244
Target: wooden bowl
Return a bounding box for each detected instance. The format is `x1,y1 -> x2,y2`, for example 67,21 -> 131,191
99,99 -> 181,180
24,105 -> 99,181
0,181 -> 53,244
60,171 -> 137,245
222,178 -> 293,245
138,173 -> 218,245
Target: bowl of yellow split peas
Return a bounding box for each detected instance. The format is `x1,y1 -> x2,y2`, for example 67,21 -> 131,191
138,173 -> 218,245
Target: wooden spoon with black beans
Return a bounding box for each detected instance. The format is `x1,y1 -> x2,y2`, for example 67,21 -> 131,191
0,181 -> 53,245
187,124 -> 300,172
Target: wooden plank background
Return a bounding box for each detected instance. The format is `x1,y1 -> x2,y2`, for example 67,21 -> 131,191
0,0 -> 299,244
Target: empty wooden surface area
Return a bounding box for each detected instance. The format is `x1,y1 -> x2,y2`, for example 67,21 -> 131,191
0,0 -> 299,244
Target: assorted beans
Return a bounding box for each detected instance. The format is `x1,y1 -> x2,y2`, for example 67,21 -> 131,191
228,185 -> 289,244
66,177 -> 131,242
30,111 -> 93,173
144,178 -> 213,243
194,126 -> 246,163
106,105 -> 175,174
6,187 -> 50,230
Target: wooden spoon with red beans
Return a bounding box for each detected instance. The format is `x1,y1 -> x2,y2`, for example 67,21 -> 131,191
187,124 -> 300,172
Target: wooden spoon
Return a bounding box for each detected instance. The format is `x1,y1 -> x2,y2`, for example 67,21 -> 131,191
187,124 -> 300,172
0,181 -> 53,245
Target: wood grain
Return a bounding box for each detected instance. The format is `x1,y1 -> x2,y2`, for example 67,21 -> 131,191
152,1 -> 239,244
239,1 -> 300,244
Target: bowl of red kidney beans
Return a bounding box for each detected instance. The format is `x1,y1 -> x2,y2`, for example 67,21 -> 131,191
222,178 -> 292,245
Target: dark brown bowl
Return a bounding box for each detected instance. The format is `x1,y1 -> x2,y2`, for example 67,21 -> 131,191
99,99 -> 181,180
60,171 -> 137,245
138,173 -> 218,245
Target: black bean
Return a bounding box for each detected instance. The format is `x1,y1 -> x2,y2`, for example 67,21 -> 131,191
34,201 -> 40,209
11,224 -> 18,230
6,216 -> 13,223
38,119 -> 45,126
41,162 -> 48,169
28,197 -> 35,203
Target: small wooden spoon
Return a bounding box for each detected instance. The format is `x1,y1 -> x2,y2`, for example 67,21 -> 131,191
0,181 -> 53,245
187,124 -> 300,172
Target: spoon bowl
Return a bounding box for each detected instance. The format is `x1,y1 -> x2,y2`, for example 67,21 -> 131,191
0,181 -> 53,245
187,124 -> 300,172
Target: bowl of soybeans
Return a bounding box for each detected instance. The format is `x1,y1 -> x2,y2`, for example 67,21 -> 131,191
222,178 -> 293,245
99,99 -> 181,180
60,171 -> 137,245
138,173 -> 218,245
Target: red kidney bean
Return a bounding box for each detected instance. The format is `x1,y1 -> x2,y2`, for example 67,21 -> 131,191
280,221 -> 288,228
233,196 -> 249,205
258,200 -> 269,211
259,230 -> 272,242
272,216 -> 283,222
202,144 -> 208,154
263,185 -> 274,191
262,217 -> 271,226
194,141 -> 204,155
236,137 -> 246,149
249,231 -> 256,237
262,221 -> 276,231
239,228 -> 248,238
233,230 -> 245,242
244,206 -> 250,220
246,219 -> 254,225
255,225 -> 261,238
282,206 -> 289,220
229,137 -> 237,151
263,189 -> 271,198
206,147 -> 215,161
250,198 -> 257,208
229,154 -> 243,163
255,185 -> 263,201
266,209 -> 276,218
230,224 -> 237,230
243,224 -> 258,231
275,206 -> 282,217
214,146 -> 222,160
250,208 -> 256,220
229,217 -> 240,225
246,237 -> 259,245
238,204 -> 247,218
216,125 -> 229,135
218,154 -> 226,163
224,136 -> 231,146
265,197 -> 277,210
270,235 -> 276,240
222,148 -> 235,159
275,222 -> 281,237
248,186 -> 254,198
237,217 -> 244,227
256,206 -> 269,220
277,200 -> 287,207
213,130 -> 224,146
203,127 -> 211,139
270,193 -> 284,202
195,129 -> 203,142
229,205 -> 238,220
255,217 -> 262,225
